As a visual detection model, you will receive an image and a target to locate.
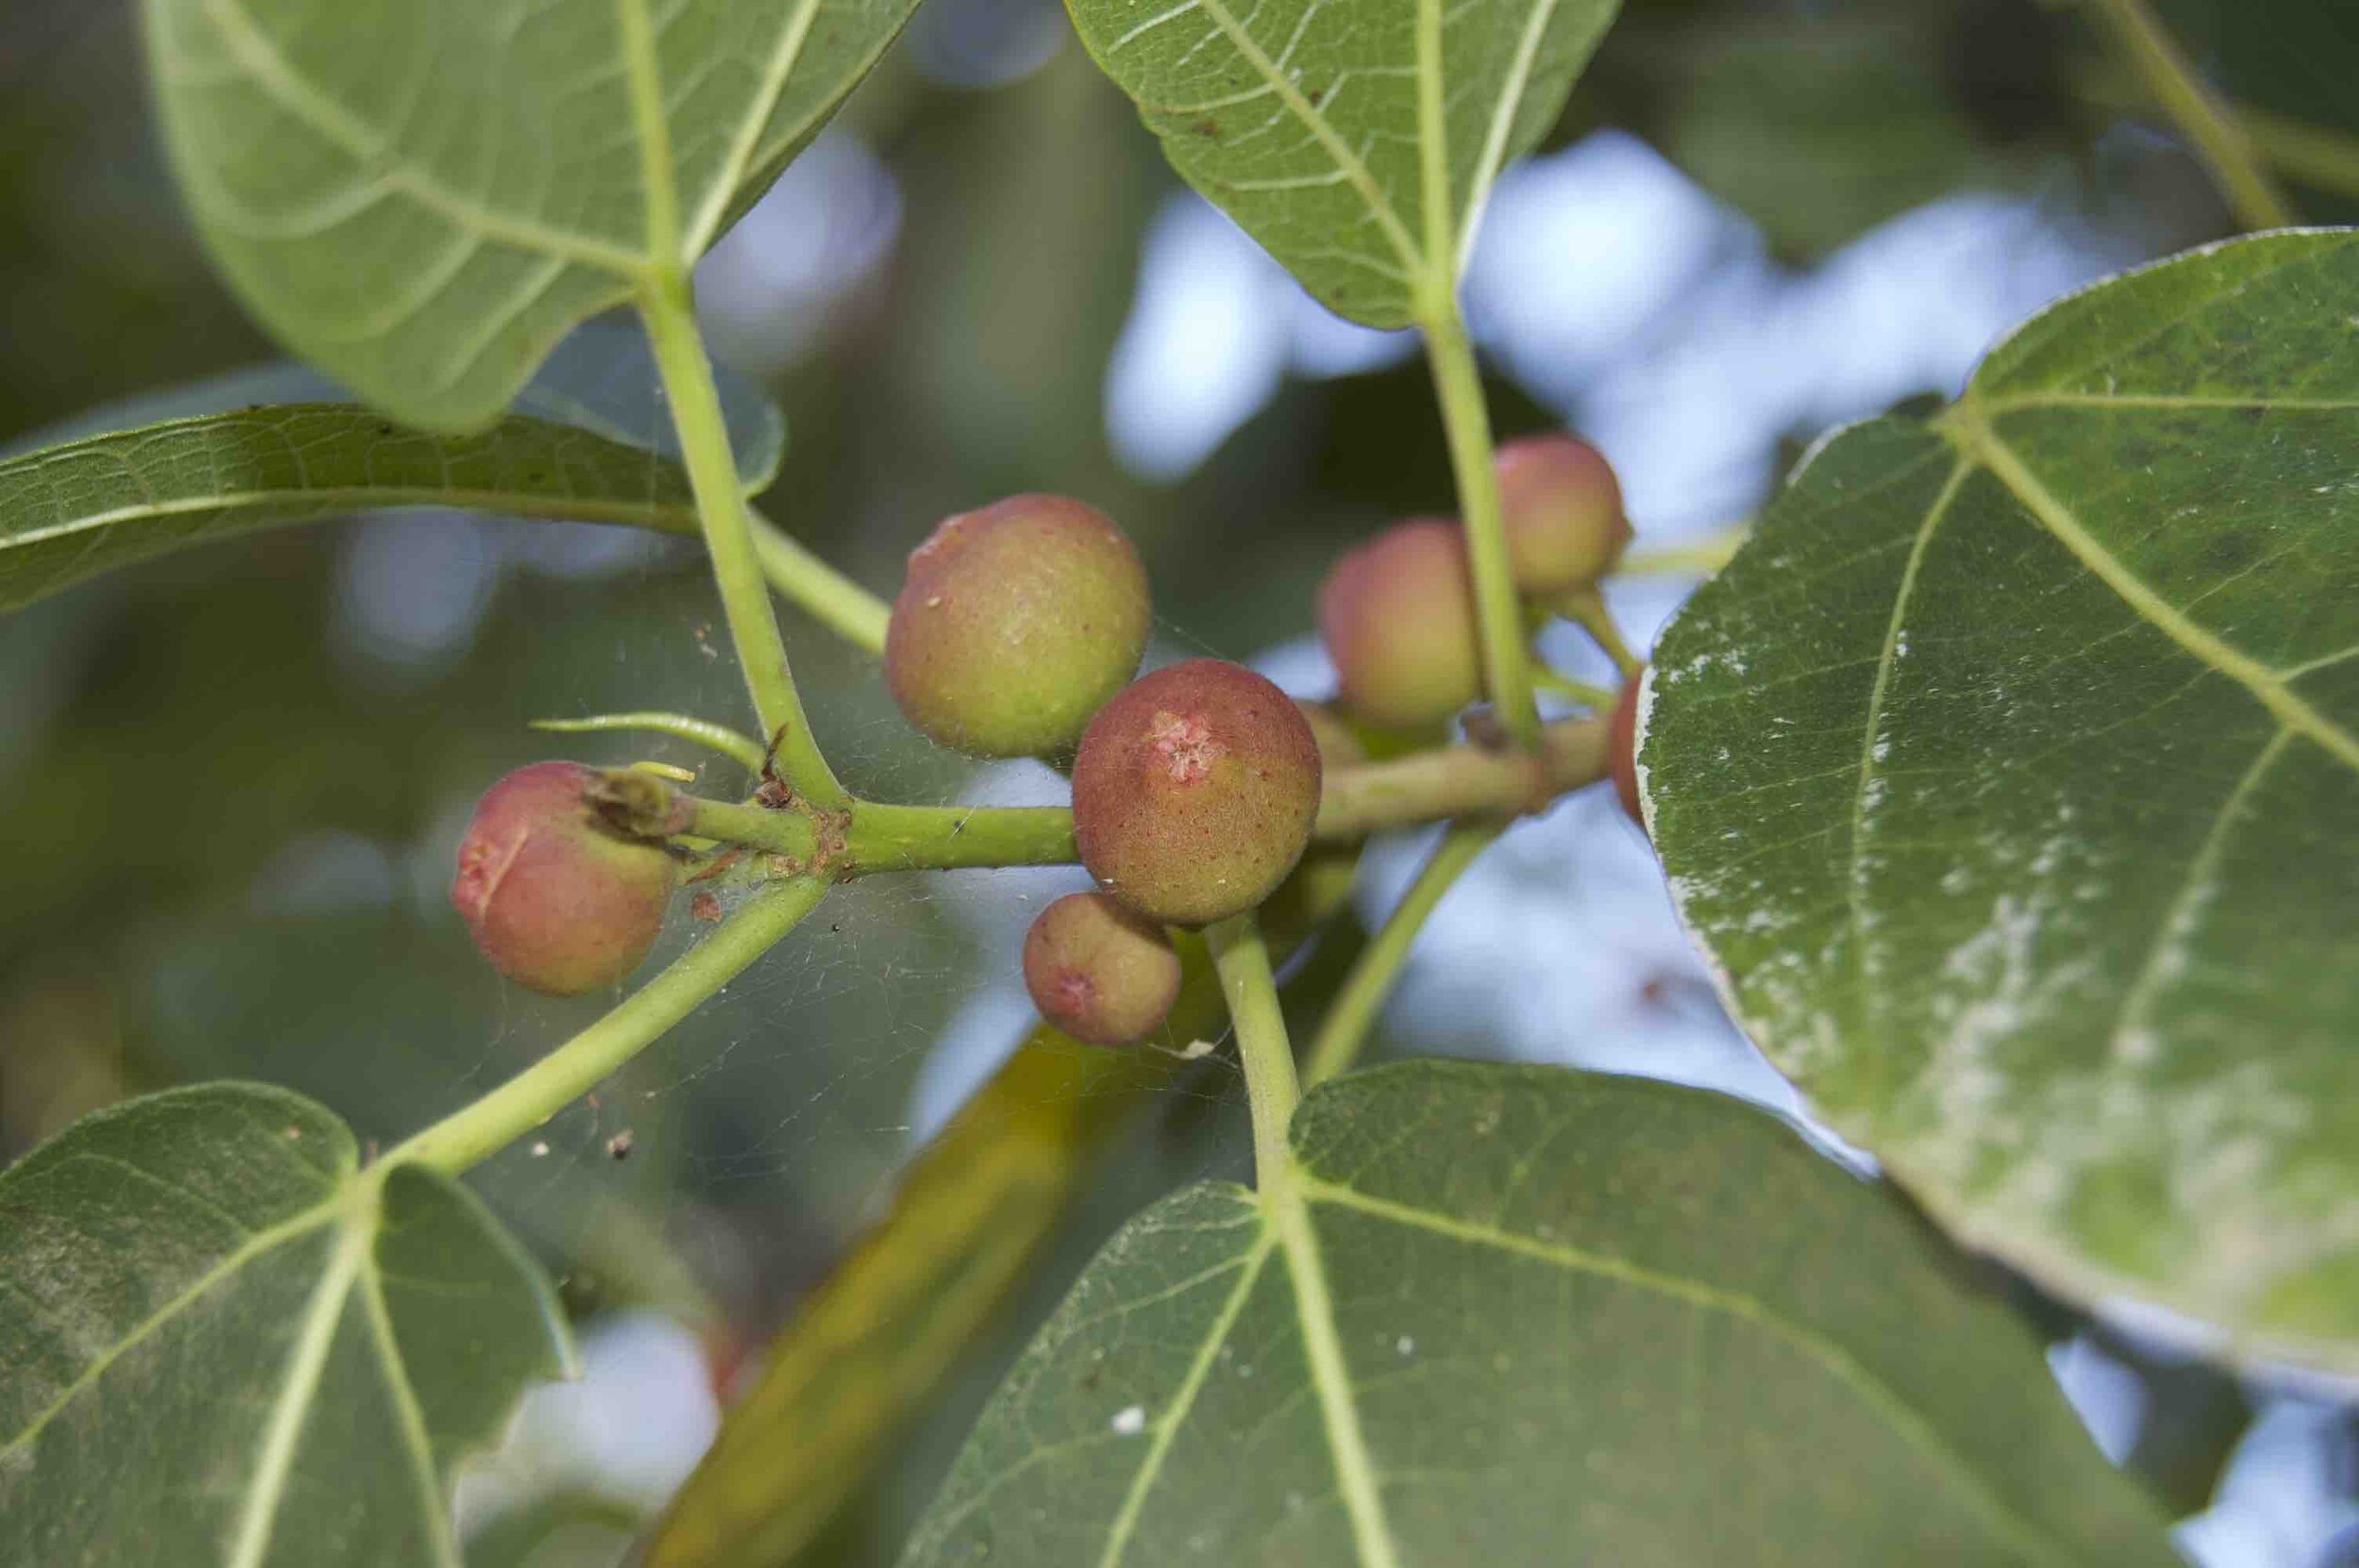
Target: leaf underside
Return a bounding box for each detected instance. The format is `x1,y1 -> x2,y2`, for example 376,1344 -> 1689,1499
0,404 -> 698,613
0,318 -> 789,613
1645,229 -> 2359,1366
1062,0 -> 1621,326
142,0 -> 923,429
0,1083 -> 571,1564
905,1061 -> 2170,1566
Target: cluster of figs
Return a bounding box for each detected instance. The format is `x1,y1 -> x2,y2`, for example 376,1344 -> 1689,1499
449,434 -> 1637,1050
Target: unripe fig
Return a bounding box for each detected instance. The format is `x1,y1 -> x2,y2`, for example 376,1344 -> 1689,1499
1608,671 -> 1645,827
450,761 -> 678,995
1317,519 -> 1481,728
1494,433 -> 1631,595
1072,659 -> 1323,926
1022,892 -> 1182,1045
885,493 -> 1150,758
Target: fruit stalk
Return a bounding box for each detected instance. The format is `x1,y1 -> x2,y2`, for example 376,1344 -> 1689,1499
1313,715 -> 1608,841
1301,820 -> 1501,1087
845,802 -> 1079,874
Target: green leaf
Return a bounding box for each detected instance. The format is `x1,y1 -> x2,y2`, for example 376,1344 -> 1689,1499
652,854 -> 1364,1568
1062,0 -> 1619,326
905,1060 -> 2170,1565
0,1083 -> 573,1564
0,318 -> 795,613
142,0 -> 922,429
1644,229 -> 2359,1367
0,403 -> 702,614
1651,5 -> 2062,259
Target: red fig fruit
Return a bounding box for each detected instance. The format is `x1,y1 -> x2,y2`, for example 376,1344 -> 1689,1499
450,761 -> 678,995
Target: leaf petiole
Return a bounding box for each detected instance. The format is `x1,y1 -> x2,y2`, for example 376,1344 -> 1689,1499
640,270 -> 846,807
388,877 -> 829,1176
1421,303 -> 1543,749
1203,910 -> 1300,1193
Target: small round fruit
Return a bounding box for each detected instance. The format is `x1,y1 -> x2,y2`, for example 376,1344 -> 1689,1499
1608,671 -> 1645,827
1494,433 -> 1631,595
1318,519 -> 1481,728
450,761 -> 678,995
1022,892 -> 1182,1045
885,493 -> 1150,758
1072,659 -> 1323,926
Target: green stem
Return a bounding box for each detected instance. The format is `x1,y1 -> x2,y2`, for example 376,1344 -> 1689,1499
640,271 -> 845,806
1420,305 -> 1541,748
2216,102 -> 2359,202
690,797 -> 823,861
388,877 -> 828,1174
1204,911 -> 1299,1192
1531,668 -> 1618,710
2084,0 -> 2295,230
1558,586 -> 1643,679
1303,822 -> 1499,1089
532,711 -> 767,772
1314,715 -> 1608,842
845,802 -> 1078,874
686,796 -> 1077,876
750,516 -> 892,657
671,715 -> 1604,872
1619,525 -> 1750,578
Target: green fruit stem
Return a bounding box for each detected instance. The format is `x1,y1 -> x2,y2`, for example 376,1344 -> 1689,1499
1620,524 -> 1751,579
390,876 -> 829,1175
661,714 -> 1606,872
1555,585 -> 1644,680
845,803 -> 1078,874
1313,714 -> 1608,841
1420,302 -> 1541,749
1302,820 -> 1501,1088
641,270 -> 846,806
1530,667 -> 1621,711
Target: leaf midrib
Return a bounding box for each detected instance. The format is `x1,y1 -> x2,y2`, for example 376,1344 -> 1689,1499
1294,1174 -> 2085,1567
192,0 -> 649,276
1186,0 -> 1423,273
1088,1155 -> 2083,1567
3,482 -> 693,549
0,1195 -> 341,1461
226,1209 -> 373,1568
197,0 -> 847,285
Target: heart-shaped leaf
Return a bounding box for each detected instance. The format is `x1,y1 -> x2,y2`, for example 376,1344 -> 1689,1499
0,1083 -> 572,1564
1063,0 -> 1620,326
142,0 -> 922,428
1644,228 -> 2359,1367
905,1060 -> 2170,1565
